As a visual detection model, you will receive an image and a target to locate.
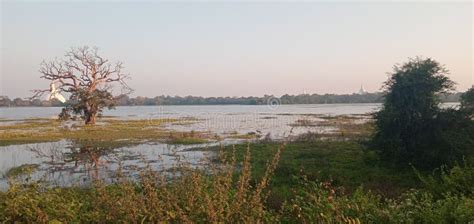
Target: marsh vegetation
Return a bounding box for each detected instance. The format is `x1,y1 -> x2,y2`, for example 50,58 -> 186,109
1,110 -> 472,223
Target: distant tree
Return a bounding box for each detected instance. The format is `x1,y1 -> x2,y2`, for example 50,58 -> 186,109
0,96 -> 12,107
13,98 -> 31,107
132,96 -> 146,106
31,99 -> 43,107
32,47 -> 132,124
461,87 -> 474,114
371,57 -> 473,168
41,100 -> 52,107
3,89 -> 461,107
115,94 -> 130,106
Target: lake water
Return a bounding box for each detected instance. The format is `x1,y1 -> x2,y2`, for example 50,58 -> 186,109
0,103 -> 460,190
1,104 -> 382,137
0,104 -> 382,120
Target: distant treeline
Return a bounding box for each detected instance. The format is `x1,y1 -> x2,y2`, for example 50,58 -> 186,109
0,92 -> 463,107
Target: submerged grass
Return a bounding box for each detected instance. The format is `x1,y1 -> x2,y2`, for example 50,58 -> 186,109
0,114 -> 371,146
5,164 -> 40,178
0,118 -> 211,146
289,115 -> 375,140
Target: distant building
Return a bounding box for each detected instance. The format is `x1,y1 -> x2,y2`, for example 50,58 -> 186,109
356,85 -> 369,95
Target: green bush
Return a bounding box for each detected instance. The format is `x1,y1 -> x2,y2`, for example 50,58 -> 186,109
387,190 -> 471,223
279,177 -> 390,223
279,161 -> 474,223
0,183 -> 85,223
372,57 -> 473,168
461,87 -> 474,111
415,160 -> 474,199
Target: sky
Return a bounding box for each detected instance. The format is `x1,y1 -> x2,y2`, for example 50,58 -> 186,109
1,1 -> 472,98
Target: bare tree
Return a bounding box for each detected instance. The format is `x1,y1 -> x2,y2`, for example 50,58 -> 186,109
32,46 -> 132,125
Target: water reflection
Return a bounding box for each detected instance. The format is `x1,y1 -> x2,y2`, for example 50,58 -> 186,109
0,140 -> 235,190
27,141 -> 116,182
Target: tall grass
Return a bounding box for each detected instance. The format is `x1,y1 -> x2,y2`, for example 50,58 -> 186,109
0,144 -> 473,223
0,144 -> 282,223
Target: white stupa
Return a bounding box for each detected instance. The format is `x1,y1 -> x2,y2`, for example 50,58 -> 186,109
357,85 -> 368,95
47,81 -> 66,103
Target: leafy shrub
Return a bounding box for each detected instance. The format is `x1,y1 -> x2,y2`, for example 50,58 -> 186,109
461,87 -> 474,114
280,177 -> 390,223
0,182 -> 84,223
387,161 -> 474,223
415,160 -> 474,198
372,57 -> 473,168
388,190 -> 474,223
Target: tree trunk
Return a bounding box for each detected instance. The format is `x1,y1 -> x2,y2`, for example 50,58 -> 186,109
85,112 -> 97,125
84,101 -> 97,125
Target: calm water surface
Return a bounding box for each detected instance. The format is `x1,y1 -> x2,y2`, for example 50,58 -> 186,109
0,104 -> 381,120
1,104 -> 382,138
0,140 -> 241,190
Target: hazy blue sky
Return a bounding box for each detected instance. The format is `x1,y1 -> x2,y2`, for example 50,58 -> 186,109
1,1 -> 472,98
